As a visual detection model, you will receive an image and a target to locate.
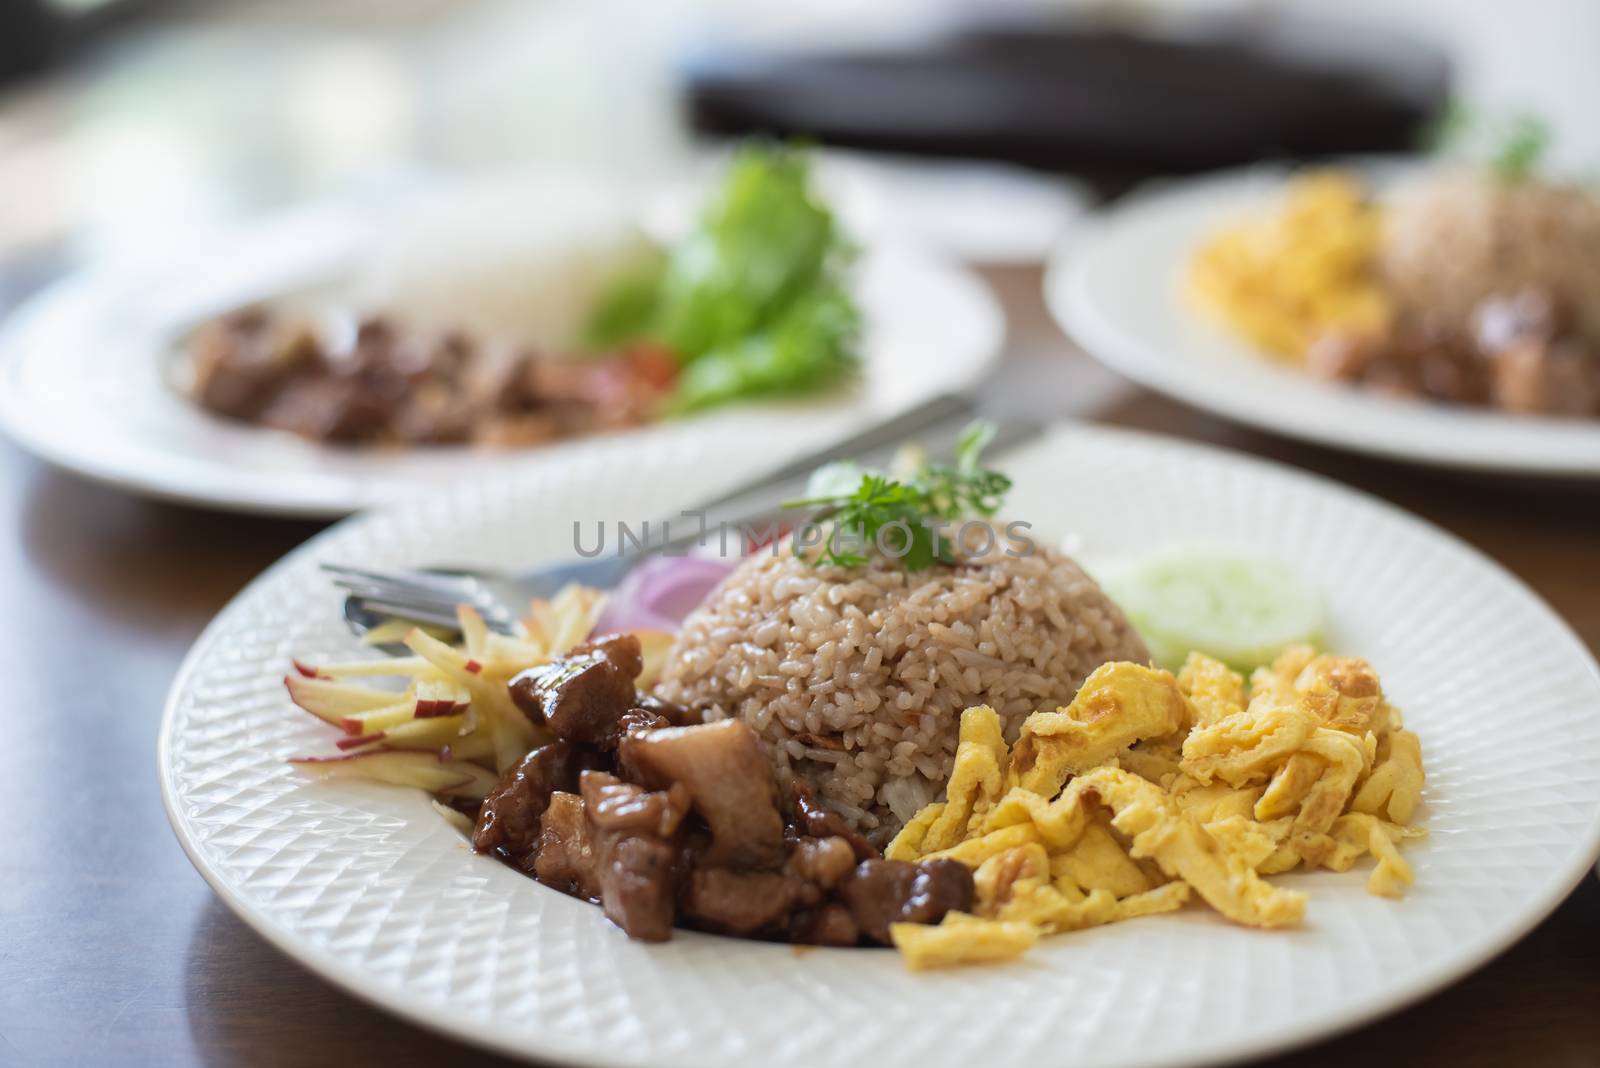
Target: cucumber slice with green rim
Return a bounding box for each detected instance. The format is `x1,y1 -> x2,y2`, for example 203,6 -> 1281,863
1098,548 -> 1324,673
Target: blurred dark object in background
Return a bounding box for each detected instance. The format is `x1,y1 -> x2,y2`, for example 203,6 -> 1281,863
683,12 -> 1451,183
0,0 -> 143,86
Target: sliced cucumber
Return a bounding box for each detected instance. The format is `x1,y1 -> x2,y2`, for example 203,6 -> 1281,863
1098,548 -> 1323,672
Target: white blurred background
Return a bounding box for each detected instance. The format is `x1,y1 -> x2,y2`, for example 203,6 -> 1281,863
0,0 -> 1589,289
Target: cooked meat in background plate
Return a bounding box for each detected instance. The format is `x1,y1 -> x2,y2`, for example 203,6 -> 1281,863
1187,164 -> 1600,418
189,308 -> 671,446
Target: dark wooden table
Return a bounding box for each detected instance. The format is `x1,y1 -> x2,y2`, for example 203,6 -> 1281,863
1,266 -> 1596,1067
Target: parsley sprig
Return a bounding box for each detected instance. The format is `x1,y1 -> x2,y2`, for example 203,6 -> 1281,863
781,421 -> 1013,570
1428,103 -> 1552,183
1491,115 -> 1551,182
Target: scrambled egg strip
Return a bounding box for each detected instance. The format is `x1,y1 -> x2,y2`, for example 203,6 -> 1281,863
1177,653 -> 1246,727
1185,170 -> 1392,360
891,914 -> 1040,970
902,705 -> 1009,855
889,646 -> 1427,968
1352,728 -> 1425,824
1182,703 -> 1320,787
1077,767 -> 1306,928
1006,662 -> 1188,795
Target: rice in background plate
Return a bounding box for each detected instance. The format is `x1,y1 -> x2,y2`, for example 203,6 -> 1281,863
1379,168 -> 1600,346
354,176 -> 659,351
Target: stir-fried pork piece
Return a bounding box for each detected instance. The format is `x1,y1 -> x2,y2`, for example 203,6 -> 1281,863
1490,338 -> 1600,415
838,858 -> 975,943
581,771 -> 691,942
508,633 -> 643,745
790,902 -> 861,946
472,741 -> 589,866
620,719 -> 786,868
1475,291 -> 1599,415
1303,287 -> 1600,416
610,705 -> 670,745
681,869 -> 819,936
596,837 -> 679,942
532,792 -> 599,900
786,777 -> 877,862
192,311 -> 321,420
594,698 -> 700,765
189,308 -> 670,446
480,647 -> 977,948
584,770 -> 689,837
789,836 -> 858,890
607,700 -> 705,779
633,693 -> 700,727
577,632 -> 645,677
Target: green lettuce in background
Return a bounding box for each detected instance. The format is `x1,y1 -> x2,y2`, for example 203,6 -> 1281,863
586,143 -> 860,412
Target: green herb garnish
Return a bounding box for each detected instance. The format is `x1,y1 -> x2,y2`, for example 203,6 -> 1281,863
1490,115 -> 1551,182
781,420 -> 1013,571
1427,102 -> 1552,183
585,142 -> 860,412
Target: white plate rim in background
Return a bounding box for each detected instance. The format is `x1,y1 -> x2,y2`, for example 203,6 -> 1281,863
1046,158 -> 1600,478
0,180 -> 1003,518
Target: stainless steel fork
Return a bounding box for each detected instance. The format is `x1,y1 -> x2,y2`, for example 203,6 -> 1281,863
326,395 -> 1043,644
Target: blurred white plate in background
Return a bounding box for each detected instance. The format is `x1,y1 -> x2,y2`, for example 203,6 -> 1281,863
0,176 -> 1003,517
1047,160 -> 1600,478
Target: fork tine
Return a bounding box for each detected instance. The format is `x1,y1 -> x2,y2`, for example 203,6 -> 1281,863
323,566 -> 484,605
329,587 -> 469,622
321,563 -> 471,594
346,598 -> 466,632
328,576 -> 468,613
329,558 -> 521,639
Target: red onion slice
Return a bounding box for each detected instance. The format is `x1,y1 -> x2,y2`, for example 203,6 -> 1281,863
594,555 -> 736,634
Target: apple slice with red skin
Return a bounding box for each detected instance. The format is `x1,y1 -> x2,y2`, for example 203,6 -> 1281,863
285,674 -> 399,727
289,749 -> 498,799
328,680 -> 470,735
482,633 -> 549,667
413,678 -> 471,719
439,730 -> 497,764
380,713 -> 469,750
294,655 -> 435,680
331,713 -> 480,753
457,603 -> 490,658
404,628 -> 482,684
404,628 -> 539,771
339,699 -> 418,736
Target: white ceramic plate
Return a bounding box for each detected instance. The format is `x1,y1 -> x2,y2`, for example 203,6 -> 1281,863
160,422 -> 1600,1068
0,191 -> 1001,517
1047,161 -> 1600,477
